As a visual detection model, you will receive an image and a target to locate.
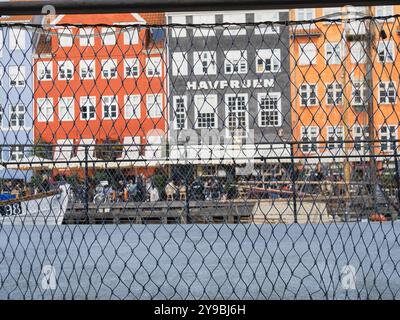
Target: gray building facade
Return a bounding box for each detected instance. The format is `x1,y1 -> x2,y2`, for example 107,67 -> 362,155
166,10 -> 291,165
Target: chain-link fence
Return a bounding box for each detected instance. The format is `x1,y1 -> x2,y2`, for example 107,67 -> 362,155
1,7 -> 400,299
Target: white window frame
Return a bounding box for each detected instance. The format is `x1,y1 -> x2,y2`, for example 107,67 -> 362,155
124,95 -> 141,119
79,28 -> 95,46
9,66 -> 26,87
350,41 -> 367,64
173,96 -> 187,130
223,13 -> 246,36
375,6 -> 394,17
296,8 -> 315,20
301,126 -> 319,153
10,146 -> 24,161
58,60 -> 74,81
194,94 -> 218,129
379,81 -> 396,104
353,125 -> 369,152
124,58 -> 140,78
193,51 -> 217,75
256,49 -> 281,73
299,84 -> 318,106
102,96 -> 118,119
351,80 -> 366,106
124,27 -> 139,45
224,50 -> 247,74
101,59 -> 118,79
80,96 -> 96,121
225,93 -> 249,139
9,104 -> 25,128
146,57 -> 162,77
172,52 -> 188,76
192,14 -> 216,37
146,94 -> 163,118
101,27 -> 117,46
325,42 -> 342,65
326,83 -> 343,105
37,98 -> 54,122
58,97 -> 74,122
299,42 -> 317,65
170,15 -> 187,38
58,29 -> 73,47
380,125 -> 397,152
377,40 -> 395,63
327,126 -> 344,150
257,92 -> 282,127
9,27 -> 26,50
80,60 -> 96,80
37,61 -> 53,81
254,11 -> 280,34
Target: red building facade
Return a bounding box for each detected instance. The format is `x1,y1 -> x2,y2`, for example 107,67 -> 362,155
33,13 -> 167,169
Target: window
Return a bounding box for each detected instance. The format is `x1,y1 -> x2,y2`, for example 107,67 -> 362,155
379,82 -> 396,104
173,96 -> 187,129
10,146 -> 24,161
193,51 -> 217,75
225,94 -> 248,139
194,94 -> 218,129
377,41 -> 394,63
124,27 -> 139,45
124,59 -> 139,78
258,92 -> 282,127
146,57 -> 162,77
301,126 -> 319,153
296,8 -> 315,20
380,125 -> 397,152
376,6 -> 394,17
172,52 -> 188,76
146,94 -> 163,118
224,50 -> 247,74
353,125 -> 369,152
102,96 -> 118,119
80,60 -> 95,80
352,81 -> 366,106
254,11 -> 280,34
9,66 -> 25,87
80,96 -> 96,120
325,42 -> 342,65
192,14 -> 215,37
79,28 -> 94,46
326,83 -> 343,105
58,29 -> 73,47
10,104 -> 25,128
327,126 -> 344,150
322,7 -> 342,17
9,27 -> 26,50
37,61 -> 52,81
300,84 -> 317,106
350,41 -> 367,64
223,13 -> 246,36
124,95 -> 141,119
58,97 -> 74,122
58,61 -> 74,80
101,27 -> 116,45
170,15 -> 187,37
101,59 -> 117,79
256,49 -> 281,73
37,98 -> 54,122
299,43 -> 317,65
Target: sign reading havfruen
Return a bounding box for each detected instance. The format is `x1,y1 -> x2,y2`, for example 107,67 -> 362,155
186,79 -> 275,90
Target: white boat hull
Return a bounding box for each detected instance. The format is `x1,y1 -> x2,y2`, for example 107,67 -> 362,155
0,185 -> 70,226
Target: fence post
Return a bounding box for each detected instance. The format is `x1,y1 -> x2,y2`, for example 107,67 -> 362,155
290,142 -> 298,224
84,145 -> 89,223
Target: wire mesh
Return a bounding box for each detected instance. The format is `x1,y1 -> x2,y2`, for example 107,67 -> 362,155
1,8 -> 400,299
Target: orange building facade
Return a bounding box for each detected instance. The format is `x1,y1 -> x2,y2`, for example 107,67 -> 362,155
290,6 -> 400,168
33,13 -> 167,173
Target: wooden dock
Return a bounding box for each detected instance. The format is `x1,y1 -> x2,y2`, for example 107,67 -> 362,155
63,200 -> 257,224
